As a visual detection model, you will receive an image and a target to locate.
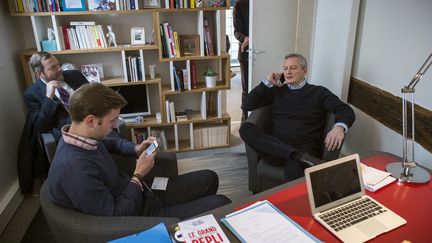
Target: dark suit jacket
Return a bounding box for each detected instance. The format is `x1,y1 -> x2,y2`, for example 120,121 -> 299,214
233,0 -> 249,62
23,70 -> 88,141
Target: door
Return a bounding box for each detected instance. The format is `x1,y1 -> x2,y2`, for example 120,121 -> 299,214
248,0 -> 299,90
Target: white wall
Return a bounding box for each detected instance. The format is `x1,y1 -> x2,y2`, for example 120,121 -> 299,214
345,0 -> 432,168
0,2 -> 27,233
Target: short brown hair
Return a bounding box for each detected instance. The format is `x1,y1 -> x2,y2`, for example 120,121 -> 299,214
284,53 -> 308,70
69,83 -> 127,122
29,51 -> 53,73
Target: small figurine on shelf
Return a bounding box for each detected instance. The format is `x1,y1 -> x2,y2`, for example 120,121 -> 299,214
106,25 -> 117,47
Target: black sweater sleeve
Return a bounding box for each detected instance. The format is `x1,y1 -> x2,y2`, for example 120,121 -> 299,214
320,87 -> 356,128
242,82 -> 274,111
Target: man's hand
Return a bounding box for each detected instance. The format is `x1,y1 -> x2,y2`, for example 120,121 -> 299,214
135,136 -> 157,156
324,126 -> 345,151
241,36 -> 249,52
134,150 -> 157,178
265,72 -> 283,87
45,80 -> 63,99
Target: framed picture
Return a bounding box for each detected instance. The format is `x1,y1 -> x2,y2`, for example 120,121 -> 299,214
61,0 -> 86,11
179,35 -> 200,56
88,0 -> 116,11
143,0 -> 160,8
131,27 -> 146,45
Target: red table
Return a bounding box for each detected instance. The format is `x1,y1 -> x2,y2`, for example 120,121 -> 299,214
235,152 -> 432,242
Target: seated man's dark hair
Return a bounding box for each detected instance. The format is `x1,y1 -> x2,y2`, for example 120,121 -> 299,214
69,83 -> 127,122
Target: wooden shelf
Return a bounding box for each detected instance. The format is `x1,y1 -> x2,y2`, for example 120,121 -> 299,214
102,76 -> 161,87
125,113 -> 230,128
20,45 -> 158,56
162,82 -> 229,94
159,53 -> 230,62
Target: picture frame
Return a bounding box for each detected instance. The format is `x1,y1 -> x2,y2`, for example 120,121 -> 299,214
131,27 -> 146,45
88,0 -> 116,11
143,0 -> 161,8
179,35 -> 200,56
61,0 -> 86,11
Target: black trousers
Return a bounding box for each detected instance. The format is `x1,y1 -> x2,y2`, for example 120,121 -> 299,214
240,123 -> 318,182
239,60 -> 249,118
140,170 -> 231,219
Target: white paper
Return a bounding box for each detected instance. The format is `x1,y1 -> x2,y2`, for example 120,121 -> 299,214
364,176 -> 396,192
222,201 -> 319,243
360,163 -> 391,185
151,177 -> 168,190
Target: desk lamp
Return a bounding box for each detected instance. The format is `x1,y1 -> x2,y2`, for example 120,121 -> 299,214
386,52 -> 432,183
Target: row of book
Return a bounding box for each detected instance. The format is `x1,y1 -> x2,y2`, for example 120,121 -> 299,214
203,17 -> 215,56
58,22 -> 108,50
194,124 -> 227,148
125,56 -> 144,82
159,22 -> 179,58
13,0 -> 151,13
14,0 -> 62,13
164,0 -> 227,9
132,129 -> 168,150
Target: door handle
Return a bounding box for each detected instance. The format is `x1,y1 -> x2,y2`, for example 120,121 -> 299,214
253,49 -> 265,54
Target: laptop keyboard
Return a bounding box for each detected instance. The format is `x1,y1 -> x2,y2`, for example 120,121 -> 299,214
318,197 -> 387,232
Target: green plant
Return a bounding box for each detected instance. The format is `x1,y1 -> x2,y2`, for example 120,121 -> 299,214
203,66 -> 218,76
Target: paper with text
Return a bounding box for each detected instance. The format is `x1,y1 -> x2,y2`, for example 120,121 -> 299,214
221,200 -> 320,243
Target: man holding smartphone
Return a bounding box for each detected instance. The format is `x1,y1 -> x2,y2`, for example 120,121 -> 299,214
240,53 -> 355,182
47,83 -> 230,218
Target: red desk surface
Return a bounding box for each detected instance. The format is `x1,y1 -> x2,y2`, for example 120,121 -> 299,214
243,153 -> 432,242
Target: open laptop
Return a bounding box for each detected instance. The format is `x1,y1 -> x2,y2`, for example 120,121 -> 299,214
304,154 -> 406,243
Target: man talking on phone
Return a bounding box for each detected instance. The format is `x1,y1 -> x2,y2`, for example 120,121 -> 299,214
47,83 -> 230,218
240,53 -> 355,182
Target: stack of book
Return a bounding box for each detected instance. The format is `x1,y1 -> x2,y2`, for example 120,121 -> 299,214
194,124 -> 227,148
160,22 -> 179,58
59,21 -> 107,50
125,56 -> 144,82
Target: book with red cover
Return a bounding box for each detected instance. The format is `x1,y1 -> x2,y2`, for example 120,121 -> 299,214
190,61 -> 197,89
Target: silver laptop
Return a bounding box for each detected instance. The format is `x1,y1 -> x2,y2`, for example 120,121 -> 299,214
304,154 -> 406,243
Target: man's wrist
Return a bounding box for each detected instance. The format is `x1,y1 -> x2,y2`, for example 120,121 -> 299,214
262,79 -> 273,88
333,122 -> 348,133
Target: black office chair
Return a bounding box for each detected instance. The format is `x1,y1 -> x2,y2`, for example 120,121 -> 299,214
244,105 -> 344,193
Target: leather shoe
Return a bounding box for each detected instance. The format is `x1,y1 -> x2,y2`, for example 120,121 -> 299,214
298,153 -> 324,167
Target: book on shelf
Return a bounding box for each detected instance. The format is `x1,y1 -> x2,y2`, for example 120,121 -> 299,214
177,214 -> 230,243
88,0 -> 116,11
193,124 -> 227,148
70,21 -> 96,26
206,92 -> 217,117
80,63 -> 103,83
190,61 -> 198,89
203,17 -> 215,56
165,100 -> 171,123
169,101 -> 176,122
60,24 -> 107,50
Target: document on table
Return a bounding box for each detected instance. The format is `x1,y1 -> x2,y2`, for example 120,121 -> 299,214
221,200 -> 321,243
360,163 -> 396,192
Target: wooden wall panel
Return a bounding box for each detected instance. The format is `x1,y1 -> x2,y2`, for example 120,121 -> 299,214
348,77 -> 432,153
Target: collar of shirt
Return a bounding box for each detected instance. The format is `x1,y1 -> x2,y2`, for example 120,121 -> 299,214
287,78 -> 307,90
61,125 -> 98,151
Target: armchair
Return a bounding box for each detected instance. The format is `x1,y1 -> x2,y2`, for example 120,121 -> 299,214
39,133 -> 181,242
244,106 -> 343,193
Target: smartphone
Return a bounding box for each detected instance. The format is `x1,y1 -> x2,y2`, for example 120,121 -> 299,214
278,74 -> 285,85
145,141 -> 159,156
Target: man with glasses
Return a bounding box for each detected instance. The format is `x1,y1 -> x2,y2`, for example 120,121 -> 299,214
24,51 -> 88,141
239,53 -> 355,182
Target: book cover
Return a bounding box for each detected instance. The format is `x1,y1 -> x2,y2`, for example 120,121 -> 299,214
88,0 -> 116,11
178,214 -> 230,243
108,223 -> 171,243
80,63 -> 103,82
190,61 -> 197,89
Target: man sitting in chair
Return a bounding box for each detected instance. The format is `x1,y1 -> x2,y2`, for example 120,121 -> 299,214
24,51 -> 88,142
239,53 -> 355,182
47,83 -> 231,218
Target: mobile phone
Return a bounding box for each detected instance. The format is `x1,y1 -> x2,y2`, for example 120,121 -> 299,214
145,141 -> 159,156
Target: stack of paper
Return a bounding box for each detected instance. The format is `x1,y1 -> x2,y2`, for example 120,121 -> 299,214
361,163 -> 396,192
221,200 -> 320,243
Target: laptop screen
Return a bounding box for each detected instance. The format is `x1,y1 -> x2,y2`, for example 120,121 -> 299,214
309,159 -> 361,208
